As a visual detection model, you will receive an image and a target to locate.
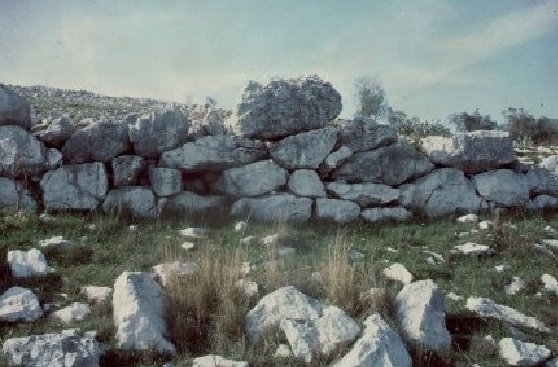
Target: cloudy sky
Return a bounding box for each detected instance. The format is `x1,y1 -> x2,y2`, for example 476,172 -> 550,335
1,0 -> 557,122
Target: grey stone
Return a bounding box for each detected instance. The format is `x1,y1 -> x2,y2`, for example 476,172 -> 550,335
62,121 -> 129,163
361,207 -> 411,222
46,148 -> 62,169
158,191 -> 226,217
102,187 -> 157,219
269,127 -> 338,169
288,169 -> 326,197
327,181 -> 399,207
0,287 -> 43,322
112,155 -> 145,187
216,160 -> 287,197
8,249 -> 53,278
474,169 -> 530,207
150,167 -> 183,197
315,198 -> 360,223
336,143 -> 434,185
527,195 -> 558,210
36,115 -> 75,148
421,131 -> 517,173
541,155 -> 558,173
160,135 -> 267,171
526,168 -> 558,197
0,125 -> 48,177
237,76 -> 342,139
498,338 -> 551,366
41,163 -> 108,210
339,118 -> 397,153
323,145 -> 352,171
0,177 -> 37,211
231,194 -> 312,222
0,85 -> 31,130
129,110 -> 189,157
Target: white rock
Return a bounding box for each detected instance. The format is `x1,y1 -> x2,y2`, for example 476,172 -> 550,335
39,235 -> 73,249
53,302 -> 91,323
479,220 -> 493,230
181,242 -> 195,251
8,248 -> 53,277
274,343 -> 292,358
453,242 -> 494,256
234,220 -> 247,232
546,358 -> 558,367
544,225 -> 556,234
383,263 -> 413,284
447,292 -> 463,301
240,235 -> 256,245
113,271 -> 176,354
0,287 -> 43,322
495,264 -> 511,272
424,250 -> 444,265
236,279 -> 258,298
505,277 -> 526,296
179,227 -> 206,239
129,224 -> 138,231
541,274 -> 558,295
153,261 -> 199,287
192,355 -> 248,367
498,338 -> 551,366
457,213 -> 478,223
333,313 -> 412,367
81,286 -> 112,303
542,239 -> 558,249
261,233 -> 281,246
466,297 -> 549,333
396,279 -> 451,351
39,212 -> 56,222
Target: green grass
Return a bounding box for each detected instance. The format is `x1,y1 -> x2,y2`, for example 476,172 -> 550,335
0,210 -> 557,366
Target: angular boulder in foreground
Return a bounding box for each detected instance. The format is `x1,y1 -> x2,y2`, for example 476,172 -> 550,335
237,76 -> 342,139
498,338 -> 551,367
231,194 -> 312,223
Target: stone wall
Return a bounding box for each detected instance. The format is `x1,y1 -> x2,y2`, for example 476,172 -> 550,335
1,78 -> 558,223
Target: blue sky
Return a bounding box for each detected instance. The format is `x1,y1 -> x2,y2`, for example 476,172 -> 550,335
1,0 -> 557,122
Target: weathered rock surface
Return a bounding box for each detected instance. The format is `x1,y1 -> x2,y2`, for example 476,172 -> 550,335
361,207 -> 411,223
129,110 -> 189,157
383,263 -> 413,284
62,121 -> 129,163
231,194 -> 312,222
8,248 -> 53,278
40,162 -> 108,210
541,155 -> 558,173
466,297 -> 550,332
217,160 -> 287,197
160,135 -> 267,171
288,169 -> 326,197
150,167 -> 183,197
327,182 -> 399,207
192,355 -> 249,367
0,177 -> 37,211
527,195 -> 558,210
338,118 -> 397,153
526,168 -> 558,197
102,187 -> 157,219
158,191 -> 225,217
400,168 -> 482,217
421,131 -> 517,173
113,271 -> 176,354
0,85 -> 31,130
336,143 -> 434,185
474,169 -> 530,207
323,146 -> 352,171
112,155 -> 145,187
315,198 -> 360,223
153,261 -> 199,287
0,287 -> 43,322
36,115 -> 75,148
269,127 -> 338,169
498,338 -> 551,366
52,302 -> 91,323
333,313 -> 412,367
2,330 -> 100,367
0,125 -> 48,177
237,76 -> 342,139
396,279 -> 451,351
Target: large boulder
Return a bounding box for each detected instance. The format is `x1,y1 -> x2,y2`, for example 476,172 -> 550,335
338,118 -> 397,153
421,131 -> 517,173
269,127 -> 338,169
230,194 -> 312,223
237,76 -> 342,139
160,135 -> 267,171
41,163 -> 108,210
62,121 -> 130,163
335,143 -> 434,185
0,85 -> 31,130
396,279 -> 451,351
129,110 -> 189,157
0,177 -> 37,211
216,160 -> 287,197
2,330 -> 100,367
0,125 -> 48,177
102,187 -> 157,219
158,191 -> 226,217
327,181 -> 399,207
36,115 -> 75,148
399,168 -> 483,217
288,169 -> 326,197
473,169 -> 530,207
0,287 -> 43,322
113,271 -> 176,354
315,198 -> 360,223
112,155 -> 146,187
333,313 -> 412,367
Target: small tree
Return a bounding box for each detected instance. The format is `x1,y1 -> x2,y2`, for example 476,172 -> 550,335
354,76 -> 387,119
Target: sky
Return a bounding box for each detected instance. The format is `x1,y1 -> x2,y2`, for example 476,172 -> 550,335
1,0 -> 557,123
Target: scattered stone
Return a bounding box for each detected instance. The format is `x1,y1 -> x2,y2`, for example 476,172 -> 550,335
231,194 -> 312,223
179,227 -> 206,239
113,272 -> 176,354
383,263 -> 413,284
540,274 -> 558,295
315,198 -> 361,223
236,279 -> 259,298
39,235 -> 73,249
505,277 -> 526,296
495,264 -> 511,273
153,261 -> 199,287
181,242 -> 195,251
361,207 -> 411,223
447,292 -> 463,301
81,286 -> 112,304
39,212 -> 56,222
541,239 -> 558,249
326,181 -> 399,207
234,221 -> 247,232
453,242 -> 494,256
129,110 -> 189,157
0,287 -> 43,322
52,302 -> 91,323
240,236 -> 256,246
333,313 -> 412,367
150,167 -> 183,197
424,250 -> 444,265
466,298 -> 550,332
8,248 -> 53,278
498,338 -> 551,366
102,187 -> 157,219
396,279 -> 451,351
457,213 -> 478,223
261,234 -> 281,246
479,220 -> 494,230
192,355 -> 249,367
288,169 -> 326,197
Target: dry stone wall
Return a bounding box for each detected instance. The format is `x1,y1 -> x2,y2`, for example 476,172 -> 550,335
1,77 -> 558,223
